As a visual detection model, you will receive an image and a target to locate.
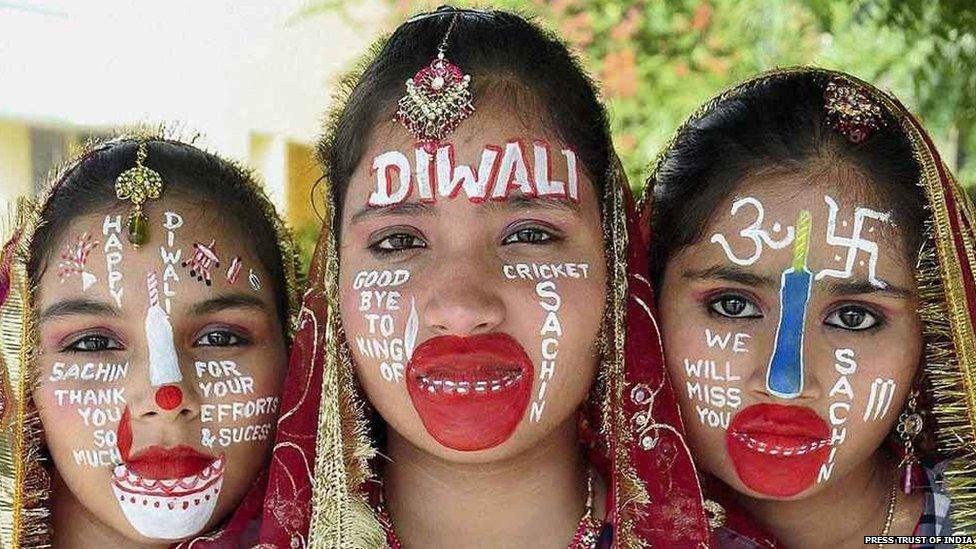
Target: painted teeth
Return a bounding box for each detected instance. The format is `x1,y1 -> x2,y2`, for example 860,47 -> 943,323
416,372 -> 522,395
732,432 -> 830,456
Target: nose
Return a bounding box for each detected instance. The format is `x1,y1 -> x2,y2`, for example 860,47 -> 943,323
422,257 -> 505,336
141,272 -> 196,417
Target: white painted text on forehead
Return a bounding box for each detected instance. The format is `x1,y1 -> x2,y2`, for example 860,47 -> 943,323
368,139 -> 579,206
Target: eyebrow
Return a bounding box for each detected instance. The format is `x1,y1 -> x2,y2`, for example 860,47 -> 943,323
683,265 -> 778,289
350,202 -> 436,224
39,298 -> 122,322
349,194 -> 581,224
189,293 -> 271,316
823,279 -> 913,299
482,194 -> 581,215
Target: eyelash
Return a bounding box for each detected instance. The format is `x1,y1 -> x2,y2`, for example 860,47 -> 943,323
366,223 -> 562,256
194,327 -> 251,348
823,304 -> 886,332
62,331 -> 125,354
706,292 -> 764,320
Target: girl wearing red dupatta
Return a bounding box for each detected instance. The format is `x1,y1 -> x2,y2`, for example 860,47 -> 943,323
257,7 -> 711,548
0,130 -> 301,547
646,68 -> 976,548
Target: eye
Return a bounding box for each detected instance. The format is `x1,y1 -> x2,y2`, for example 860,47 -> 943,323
502,227 -> 555,245
369,232 -> 427,254
194,329 -> 249,347
708,294 -> 763,319
824,305 -> 883,331
63,333 -> 124,353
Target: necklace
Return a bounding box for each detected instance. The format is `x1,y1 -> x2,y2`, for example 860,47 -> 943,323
877,472 -> 898,549
376,469 -> 603,549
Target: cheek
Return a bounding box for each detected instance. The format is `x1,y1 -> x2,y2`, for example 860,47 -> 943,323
339,268 -> 416,386
193,356 -> 283,452
34,361 -> 129,470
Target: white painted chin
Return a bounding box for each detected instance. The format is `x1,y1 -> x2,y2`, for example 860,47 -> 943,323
111,454 -> 225,540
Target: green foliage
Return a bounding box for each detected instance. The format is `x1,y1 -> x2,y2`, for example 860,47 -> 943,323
306,0 -> 975,188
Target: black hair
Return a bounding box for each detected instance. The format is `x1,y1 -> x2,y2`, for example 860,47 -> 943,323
28,139 -> 291,330
649,71 -> 925,286
319,7 -> 611,222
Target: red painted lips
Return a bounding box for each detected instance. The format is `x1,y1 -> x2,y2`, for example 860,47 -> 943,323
126,446 -> 217,480
406,333 -> 534,451
726,403 -> 831,497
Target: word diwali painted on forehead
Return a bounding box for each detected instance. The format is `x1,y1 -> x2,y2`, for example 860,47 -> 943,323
367,140 -> 579,206
711,194 -> 892,288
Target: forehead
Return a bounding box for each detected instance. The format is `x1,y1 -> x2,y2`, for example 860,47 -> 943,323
36,199 -> 264,306
708,170 -> 901,248
341,100 -> 592,218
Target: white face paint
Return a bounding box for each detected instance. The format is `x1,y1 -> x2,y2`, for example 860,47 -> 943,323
103,215 -> 125,308
862,378 -> 896,422
684,329 -> 747,430
819,348 -> 857,483
58,232 -> 99,291
48,367 -> 128,467
500,262 -> 588,423
367,140 -> 580,206
353,269 -> 413,383
710,196 -> 796,266
814,195 -> 892,288
111,455 -> 225,540
145,272 -> 181,387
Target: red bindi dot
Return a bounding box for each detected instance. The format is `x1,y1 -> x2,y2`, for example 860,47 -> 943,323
155,386 -> 183,411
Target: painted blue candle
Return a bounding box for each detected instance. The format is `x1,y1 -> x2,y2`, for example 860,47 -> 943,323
765,210 -> 812,399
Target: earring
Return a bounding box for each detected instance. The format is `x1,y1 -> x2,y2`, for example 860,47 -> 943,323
895,388 -> 923,494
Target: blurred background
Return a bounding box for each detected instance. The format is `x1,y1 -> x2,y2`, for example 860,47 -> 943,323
2,0 -> 973,265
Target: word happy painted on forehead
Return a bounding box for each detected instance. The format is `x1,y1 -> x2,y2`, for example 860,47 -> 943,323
367,139 -> 579,206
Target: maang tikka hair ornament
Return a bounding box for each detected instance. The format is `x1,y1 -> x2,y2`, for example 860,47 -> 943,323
824,78 -> 886,143
115,141 -> 163,247
394,13 -> 475,153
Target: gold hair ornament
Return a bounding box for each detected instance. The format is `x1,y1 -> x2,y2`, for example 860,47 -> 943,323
394,13 -> 474,154
824,78 -> 886,143
114,142 -> 163,247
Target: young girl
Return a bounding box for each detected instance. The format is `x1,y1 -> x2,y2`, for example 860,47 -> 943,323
648,68 -> 976,547
256,7 -> 712,548
0,132 -> 300,547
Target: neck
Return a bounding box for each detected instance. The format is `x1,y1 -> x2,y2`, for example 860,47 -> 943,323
732,451 -> 915,548
384,416 -> 592,549
51,471 -> 168,549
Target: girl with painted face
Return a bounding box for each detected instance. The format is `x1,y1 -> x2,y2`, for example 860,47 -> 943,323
0,133 -> 301,547
254,7 -> 712,548
648,68 -> 976,546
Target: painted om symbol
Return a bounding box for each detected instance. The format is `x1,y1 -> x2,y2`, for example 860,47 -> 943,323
710,197 -> 795,265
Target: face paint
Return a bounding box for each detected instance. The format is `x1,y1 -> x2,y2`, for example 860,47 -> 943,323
710,196 -> 796,266
52,382 -> 127,467
814,195 -> 892,288
182,240 -> 220,286
726,403 -> 831,497
196,360 -> 278,449
145,272 -> 182,394
818,348 -> 857,483
353,269 -> 412,383
103,215 -> 125,307
367,140 -> 579,206
226,256 -> 242,284
685,329 -> 746,430
57,232 -> 99,291
862,377 -> 896,422
112,405 -> 225,541
765,211 -> 813,398
406,333 -> 534,451
248,269 -> 261,291
160,211 -> 183,313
